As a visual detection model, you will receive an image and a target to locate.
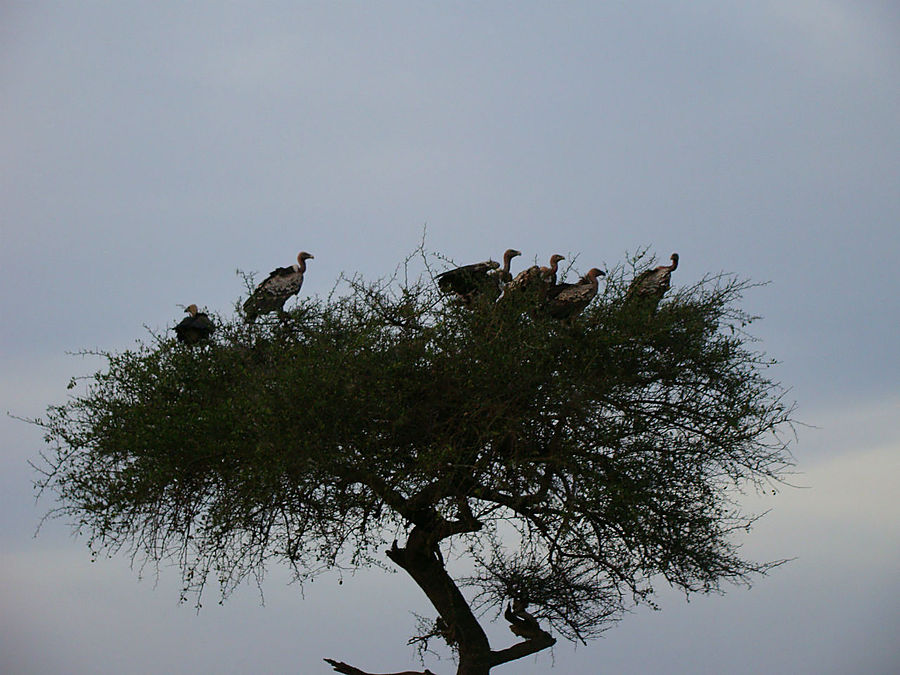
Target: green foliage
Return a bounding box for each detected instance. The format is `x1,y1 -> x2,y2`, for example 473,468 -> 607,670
34,252 -> 793,642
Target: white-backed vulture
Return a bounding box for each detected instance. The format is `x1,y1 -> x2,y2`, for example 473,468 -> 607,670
546,267 -> 605,319
243,251 -> 314,322
539,253 -> 565,285
506,253 -> 565,296
495,248 -> 523,285
625,252 -> 679,309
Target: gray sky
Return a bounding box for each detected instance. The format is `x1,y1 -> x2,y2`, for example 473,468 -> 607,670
2,2 -> 898,673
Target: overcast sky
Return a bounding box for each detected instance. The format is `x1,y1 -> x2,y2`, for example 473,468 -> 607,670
2,2 -> 898,674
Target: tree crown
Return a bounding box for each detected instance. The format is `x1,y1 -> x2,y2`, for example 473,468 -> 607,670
34,249 -> 794,667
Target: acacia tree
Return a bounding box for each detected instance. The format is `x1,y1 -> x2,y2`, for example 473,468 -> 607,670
34,251 -> 793,675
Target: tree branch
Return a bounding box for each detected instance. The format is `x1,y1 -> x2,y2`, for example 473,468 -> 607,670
385,531 -> 491,657
323,658 -> 437,675
490,603 -> 556,667
344,469 -> 427,526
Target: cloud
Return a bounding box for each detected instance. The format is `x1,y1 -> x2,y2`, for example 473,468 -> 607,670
763,0 -> 900,77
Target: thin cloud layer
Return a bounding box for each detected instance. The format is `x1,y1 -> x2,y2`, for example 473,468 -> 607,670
2,2 -> 898,673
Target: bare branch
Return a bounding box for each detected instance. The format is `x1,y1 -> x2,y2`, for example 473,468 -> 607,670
324,658 -> 437,675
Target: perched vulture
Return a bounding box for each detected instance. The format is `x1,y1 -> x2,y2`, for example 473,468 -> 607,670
482,248 -> 524,301
546,268 -> 605,319
175,304 -> 215,345
539,253 -> 566,285
243,251 -> 314,322
506,254 -> 566,295
436,250 -> 521,303
625,252 -> 679,309
495,248 -> 523,284
503,601 -> 545,640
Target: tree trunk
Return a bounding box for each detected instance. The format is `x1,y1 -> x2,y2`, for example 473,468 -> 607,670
327,525 -> 555,675
386,528 -> 493,673
455,658 -> 490,675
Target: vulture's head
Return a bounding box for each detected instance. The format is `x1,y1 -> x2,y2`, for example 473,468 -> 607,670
669,253 -> 679,270
298,251 -> 315,263
185,304 -> 199,316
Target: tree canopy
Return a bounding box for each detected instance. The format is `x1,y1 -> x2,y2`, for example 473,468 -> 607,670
34,250 -> 794,675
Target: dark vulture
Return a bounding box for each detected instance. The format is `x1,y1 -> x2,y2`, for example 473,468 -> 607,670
503,601 -> 545,640
175,304 -> 215,345
506,253 -> 565,296
546,267 -> 605,319
243,251 -> 314,323
625,252 -> 679,310
436,248 -> 521,303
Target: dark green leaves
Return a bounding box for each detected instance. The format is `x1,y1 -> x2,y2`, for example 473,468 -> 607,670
34,260 -> 793,640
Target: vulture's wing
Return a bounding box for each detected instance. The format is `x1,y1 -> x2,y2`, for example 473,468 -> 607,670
436,260 -> 500,295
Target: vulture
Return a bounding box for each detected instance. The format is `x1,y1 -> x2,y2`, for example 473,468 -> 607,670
546,267 -> 605,319
243,251 -> 314,323
495,248 -> 523,285
436,248 -> 521,303
540,253 -> 566,285
503,601 -> 544,640
506,254 -> 565,296
625,252 -> 679,309
175,304 -> 215,345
